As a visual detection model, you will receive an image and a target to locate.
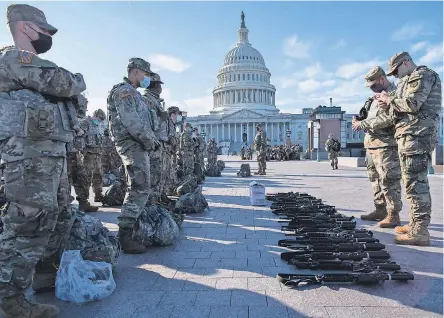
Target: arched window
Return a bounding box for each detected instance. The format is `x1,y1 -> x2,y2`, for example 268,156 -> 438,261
238,74 -> 240,80
247,74 -> 250,80
229,75 -> 232,82
243,74 -> 245,80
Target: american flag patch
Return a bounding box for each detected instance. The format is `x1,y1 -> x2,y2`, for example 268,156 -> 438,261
19,51 -> 33,64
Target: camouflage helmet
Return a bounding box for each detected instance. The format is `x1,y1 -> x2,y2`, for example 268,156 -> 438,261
167,106 -> 181,115
256,123 -> 263,128
93,109 -> 106,119
151,73 -> 164,84
184,123 -> 192,128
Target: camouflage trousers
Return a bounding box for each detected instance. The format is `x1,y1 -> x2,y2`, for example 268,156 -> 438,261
194,154 -> 205,181
0,157 -> 71,297
207,154 -> 217,168
165,151 -> 177,196
102,149 -> 123,176
182,152 -> 195,177
68,152 -> 89,202
83,152 -> 103,198
398,134 -> 435,225
366,147 -> 403,214
118,148 -> 151,229
328,152 -> 338,167
149,148 -> 165,202
257,150 -> 267,173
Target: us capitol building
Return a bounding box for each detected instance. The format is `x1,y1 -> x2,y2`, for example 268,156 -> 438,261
186,12 -> 311,153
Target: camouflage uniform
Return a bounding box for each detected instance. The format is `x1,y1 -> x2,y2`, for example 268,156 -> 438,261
325,136 -> 339,169
78,111 -> 105,202
360,52 -> 441,245
180,124 -> 195,178
102,128 -> 123,176
107,58 -> 159,250
253,125 -> 267,175
165,107 -> 180,196
207,139 -> 218,168
193,129 -> 206,182
240,146 -> 245,159
360,66 -> 402,227
0,4 -> 86,313
142,87 -> 162,203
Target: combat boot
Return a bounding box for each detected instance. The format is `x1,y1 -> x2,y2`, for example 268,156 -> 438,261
94,193 -> 104,203
78,201 -> 99,212
360,208 -> 387,221
32,261 -> 58,293
394,224 -> 410,234
0,294 -> 59,318
334,163 -> 338,170
378,212 -> 401,228
395,221 -> 430,246
118,227 -> 147,254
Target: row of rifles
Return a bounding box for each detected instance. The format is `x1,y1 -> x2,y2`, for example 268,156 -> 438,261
265,192 -> 415,287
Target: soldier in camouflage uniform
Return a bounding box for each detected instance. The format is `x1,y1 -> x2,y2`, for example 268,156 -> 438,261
179,123 -> 195,178
102,127 -> 123,176
193,127 -> 206,182
206,138 -> 218,167
253,123 -> 267,175
0,4 -> 86,317
107,58 -> 160,254
165,106 -> 181,196
66,95 -> 98,212
325,133 -> 339,169
142,73 -> 164,203
77,108 -> 106,204
358,66 -> 402,228
354,52 -> 441,246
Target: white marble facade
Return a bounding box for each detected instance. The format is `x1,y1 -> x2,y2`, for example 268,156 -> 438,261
186,12 -> 310,152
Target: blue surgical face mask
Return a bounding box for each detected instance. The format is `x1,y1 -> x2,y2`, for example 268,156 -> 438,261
140,76 -> 151,88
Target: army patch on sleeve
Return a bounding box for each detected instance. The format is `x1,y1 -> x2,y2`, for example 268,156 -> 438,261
409,80 -> 419,89
19,51 -> 33,64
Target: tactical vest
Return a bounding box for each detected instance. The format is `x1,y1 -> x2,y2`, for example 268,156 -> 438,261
0,89 -> 73,142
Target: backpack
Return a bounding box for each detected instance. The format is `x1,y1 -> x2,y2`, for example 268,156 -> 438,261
331,139 -> 341,152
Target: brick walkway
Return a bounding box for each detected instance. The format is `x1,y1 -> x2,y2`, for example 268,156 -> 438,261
24,156 -> 444,317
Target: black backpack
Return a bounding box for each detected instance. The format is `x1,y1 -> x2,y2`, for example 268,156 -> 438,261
331,139 -> 341,152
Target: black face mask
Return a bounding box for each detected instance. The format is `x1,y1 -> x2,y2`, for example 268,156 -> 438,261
370,83 -> 385,93
26,25 -> 52,54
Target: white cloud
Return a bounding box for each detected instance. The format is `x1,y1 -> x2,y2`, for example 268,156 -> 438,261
278,75 -> 300,89
304,62 -> 322,78
180,95 -> 213,117
418,43 -> 443,65
149,54 -> 191,73
391,22 -> 425,41
275,98 -> 297,106
411,41 -> 428,52
335,60 -> 382,79
298,79 -> 336,92
282,34 -> 311,59
333,39 -> 347,49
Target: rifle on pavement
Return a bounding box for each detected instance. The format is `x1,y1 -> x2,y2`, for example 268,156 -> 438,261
288,259 -> 401,272
285,242 -> 386,253
277,271 -> 414,287
281,250 -> 391,262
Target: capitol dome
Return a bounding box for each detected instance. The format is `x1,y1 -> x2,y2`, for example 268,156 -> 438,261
210,12 -> 279,116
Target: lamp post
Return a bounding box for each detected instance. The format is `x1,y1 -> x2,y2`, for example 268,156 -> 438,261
313,121 -> 321,162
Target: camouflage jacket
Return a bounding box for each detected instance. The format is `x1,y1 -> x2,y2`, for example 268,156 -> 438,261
180,131 -> 194,154
107,77 -> 158,154
80,116 -> 105,153
362,83 -> 397,149
207,140 -> 218,154
0,45 -> 86,162
142,90 -> 161,132
254,131 -> 267,152
361,66 -> 441,154
325,138 -> 339,154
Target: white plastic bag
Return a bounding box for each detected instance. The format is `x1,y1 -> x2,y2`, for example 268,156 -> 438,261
55,250 -> 116,303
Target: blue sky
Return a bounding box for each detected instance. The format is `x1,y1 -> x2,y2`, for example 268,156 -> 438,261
1,1 -> 443,116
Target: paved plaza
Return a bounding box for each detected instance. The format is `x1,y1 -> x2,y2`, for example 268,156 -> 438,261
18,156 -> 444,318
